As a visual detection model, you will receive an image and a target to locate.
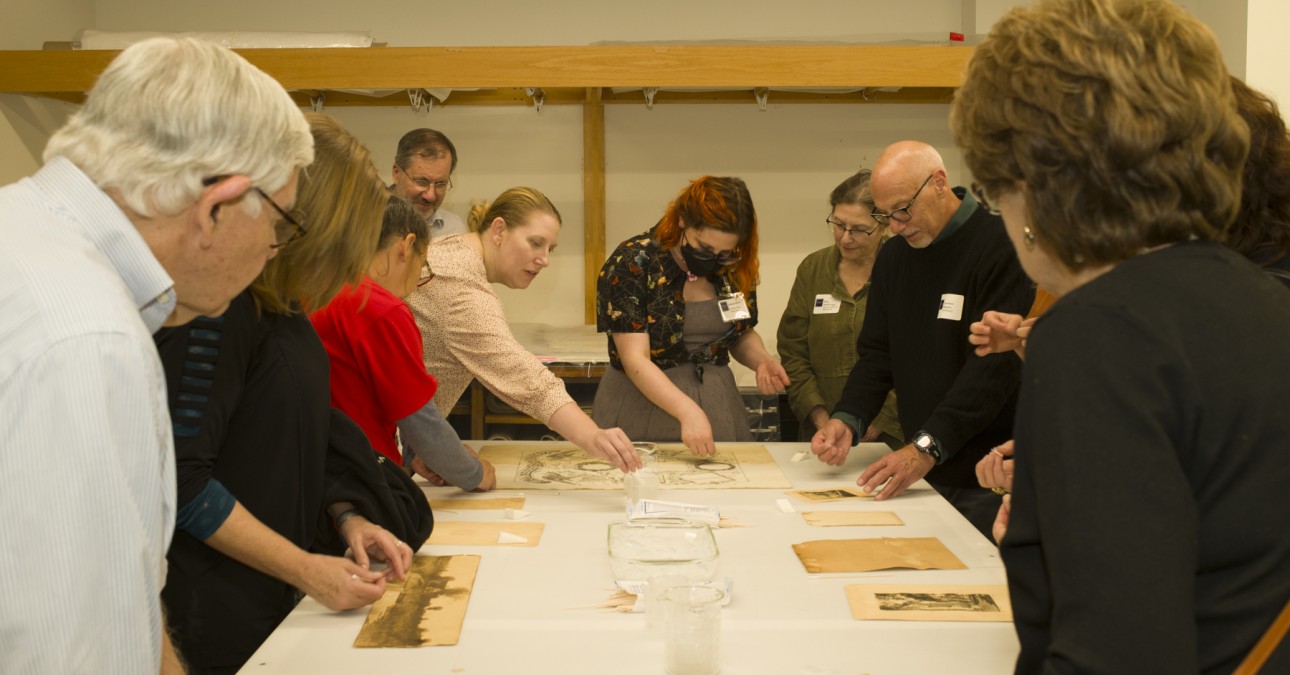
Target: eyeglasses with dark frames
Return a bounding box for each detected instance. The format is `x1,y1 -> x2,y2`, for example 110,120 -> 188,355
407,175 -> 452,195
201,176 -> 307,249
417,264 -> 435,287
252,187 -> 308,249
825,217 -> 879,238
870,174 -> 934,226
969,182 -> 1002,216
683,229 -> 741,266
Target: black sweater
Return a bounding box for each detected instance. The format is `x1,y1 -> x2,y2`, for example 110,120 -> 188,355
1006,241 -> 1290,674
835,203 -> 1034,488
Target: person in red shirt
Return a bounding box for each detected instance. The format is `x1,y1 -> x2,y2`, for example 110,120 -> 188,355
312,196 -> 495,491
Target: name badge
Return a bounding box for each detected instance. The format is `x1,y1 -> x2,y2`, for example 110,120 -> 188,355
718,292 -> 751,323
937,293 -> 965,321
813,294 -> 842,314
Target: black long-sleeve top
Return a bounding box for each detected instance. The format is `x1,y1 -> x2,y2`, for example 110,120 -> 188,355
1006,241 -> 1290,674
834,200 -> 1035,487
155,291 -> 331,671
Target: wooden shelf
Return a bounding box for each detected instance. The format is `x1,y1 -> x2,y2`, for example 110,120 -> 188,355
0,45 -> 972,103
281,86 -> 954,108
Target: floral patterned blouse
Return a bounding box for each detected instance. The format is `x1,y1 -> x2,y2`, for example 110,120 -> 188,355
596,226 -> 758,371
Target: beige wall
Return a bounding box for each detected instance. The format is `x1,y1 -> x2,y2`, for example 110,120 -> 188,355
0,0 -> 92,48
0,0 -> 91,185
1178,0 -> 1248,78
0,95 -> 80,186
91,0 -> 963,44
1247,0 -> 1290,106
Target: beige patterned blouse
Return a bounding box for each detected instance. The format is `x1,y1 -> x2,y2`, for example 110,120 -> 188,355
408,234 -> 574,424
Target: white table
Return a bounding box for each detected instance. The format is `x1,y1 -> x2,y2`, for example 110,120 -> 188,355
242,442 -> 1019,674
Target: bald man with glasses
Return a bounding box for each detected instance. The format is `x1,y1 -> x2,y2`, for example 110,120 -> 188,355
810,140 -> 1035,539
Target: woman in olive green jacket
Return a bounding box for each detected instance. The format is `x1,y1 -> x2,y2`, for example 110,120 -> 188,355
777,170 -> 900,443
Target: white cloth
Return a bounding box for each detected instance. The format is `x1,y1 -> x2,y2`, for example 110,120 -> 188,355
0,157 -> 176,673
430,207 -> 468,237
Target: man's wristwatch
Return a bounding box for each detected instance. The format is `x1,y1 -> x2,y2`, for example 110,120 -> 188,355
913,431 -> 945,465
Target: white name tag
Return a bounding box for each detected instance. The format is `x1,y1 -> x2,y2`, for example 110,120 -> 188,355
718,292 -> 752,322
937,293 -> 965,321
812,294 -> 842,314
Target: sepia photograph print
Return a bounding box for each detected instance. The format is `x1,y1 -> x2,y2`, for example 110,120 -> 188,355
846,584 -> 1013,622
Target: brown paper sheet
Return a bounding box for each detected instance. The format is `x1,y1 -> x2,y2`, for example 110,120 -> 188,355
427,521 -> 544,547
802,511 -> 903,527
478,443 -> 790,490
354,555 -> 480,647
787,487 -> 873,503
845,584 -> 1012,622
429,497 -> 526,511
792,537 -> 966,573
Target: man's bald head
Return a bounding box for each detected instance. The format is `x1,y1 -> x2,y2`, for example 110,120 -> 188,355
869,140 -> 960,248
872,141 -> 946,194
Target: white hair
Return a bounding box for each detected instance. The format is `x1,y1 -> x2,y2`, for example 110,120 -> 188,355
44,37 -> 313,218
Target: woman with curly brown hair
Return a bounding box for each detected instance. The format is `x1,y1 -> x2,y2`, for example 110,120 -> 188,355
951,0 -> 1290,672
1228,75 -> 1290,287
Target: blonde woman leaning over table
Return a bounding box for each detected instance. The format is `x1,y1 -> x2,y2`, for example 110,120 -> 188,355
592,176 -> 790,457
407,187 -> 641,472
777,169 -> 901,444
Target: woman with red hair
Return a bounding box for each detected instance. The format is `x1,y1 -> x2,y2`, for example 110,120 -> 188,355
594,176 -> 789,457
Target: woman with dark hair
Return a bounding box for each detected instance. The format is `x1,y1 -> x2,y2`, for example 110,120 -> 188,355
311,196 -> 495,492
593,176 -> 789,457
951,0 -> 1290,672
777,169 -> 900,443
1228,75 -> 1290,287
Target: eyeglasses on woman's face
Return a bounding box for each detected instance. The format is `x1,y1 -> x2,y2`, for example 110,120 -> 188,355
417,264 -> 435,287
825,217 -> 878,239
870,174 -> 934,226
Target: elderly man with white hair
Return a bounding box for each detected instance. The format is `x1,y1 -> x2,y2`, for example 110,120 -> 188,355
0,37 -> 312,673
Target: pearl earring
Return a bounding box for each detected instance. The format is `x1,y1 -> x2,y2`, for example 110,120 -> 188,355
1023,225 -> 1036,250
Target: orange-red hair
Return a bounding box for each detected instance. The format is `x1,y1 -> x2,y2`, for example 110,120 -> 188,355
655,176 -> 759,295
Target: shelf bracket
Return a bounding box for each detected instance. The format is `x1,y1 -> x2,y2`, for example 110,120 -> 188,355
643,87 -> 659,110
309,92 -> 326,112
754,87 -> 769,111
407,88 -> 432,113
525,87 -> 545,112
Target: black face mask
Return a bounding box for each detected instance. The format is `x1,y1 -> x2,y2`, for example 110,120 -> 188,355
680,242 -> 721,279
